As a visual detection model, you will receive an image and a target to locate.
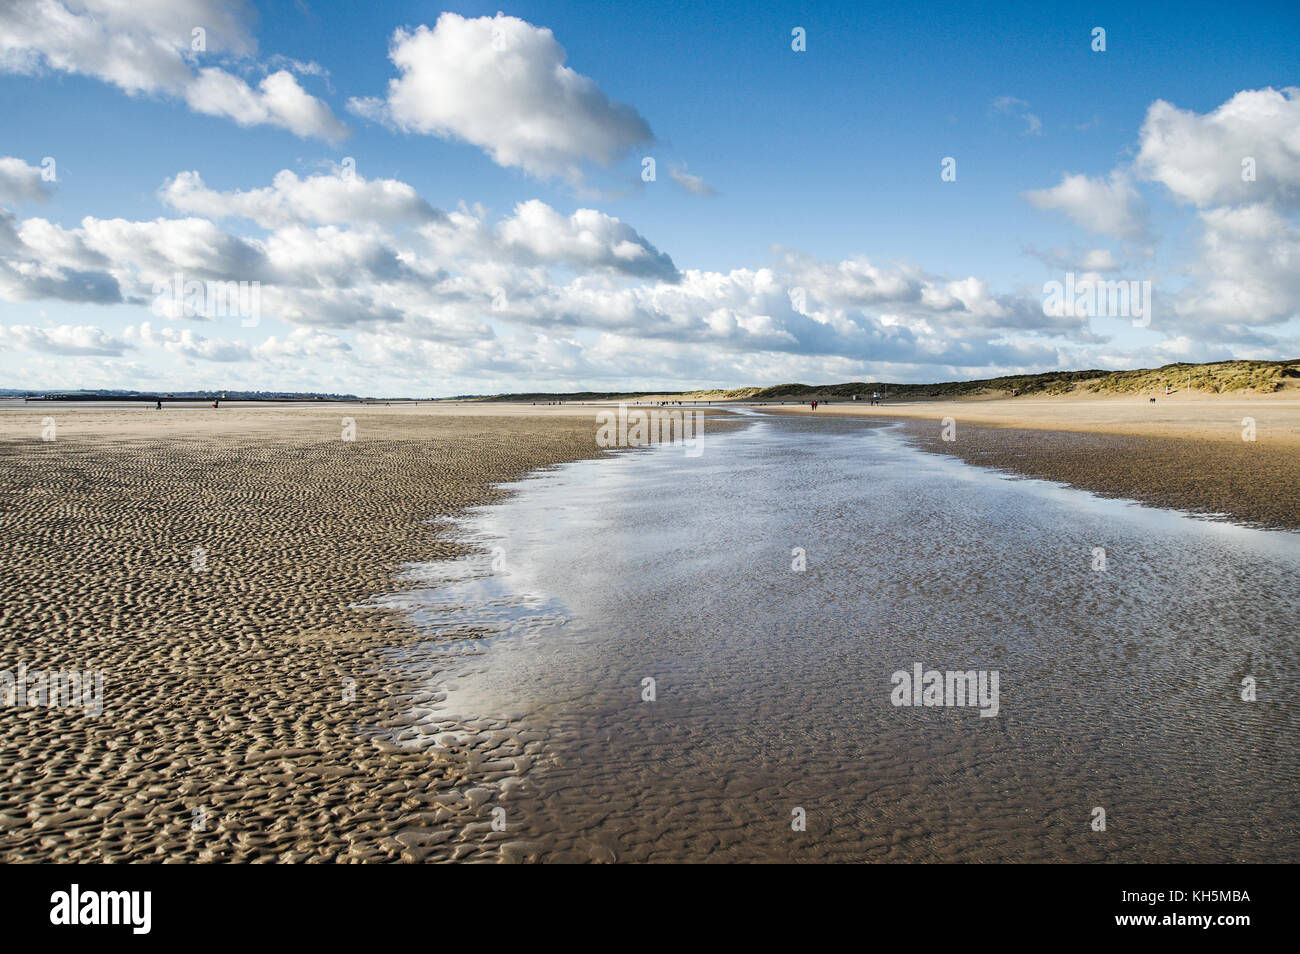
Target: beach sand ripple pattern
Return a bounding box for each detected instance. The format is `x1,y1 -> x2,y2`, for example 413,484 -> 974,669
0,407 -> 631,862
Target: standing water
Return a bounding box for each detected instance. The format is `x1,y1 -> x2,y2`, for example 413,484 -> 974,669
372,412 -> 1299,862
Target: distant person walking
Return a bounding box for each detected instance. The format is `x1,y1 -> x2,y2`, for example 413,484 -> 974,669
156,400 -> 162,410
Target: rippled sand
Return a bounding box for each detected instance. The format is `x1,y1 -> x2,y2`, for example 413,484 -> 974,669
0,404 -> 639,862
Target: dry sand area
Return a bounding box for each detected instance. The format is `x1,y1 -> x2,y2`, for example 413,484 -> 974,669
765,394 -> 1300,530
0,403 -> 664,862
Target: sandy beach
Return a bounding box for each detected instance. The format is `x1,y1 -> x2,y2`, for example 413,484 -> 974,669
0,398 -> 1295,862
0,404 -> 629,862
760,392 -> 1300,445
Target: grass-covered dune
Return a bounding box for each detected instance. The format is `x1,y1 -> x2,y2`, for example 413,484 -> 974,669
737,359 -> 1300,401
469,358 -> 1300,403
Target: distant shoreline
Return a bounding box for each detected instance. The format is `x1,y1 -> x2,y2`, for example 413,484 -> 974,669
6,357 -> 1297,405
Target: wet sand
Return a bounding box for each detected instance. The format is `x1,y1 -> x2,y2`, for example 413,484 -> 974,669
752,392 -> 1300,444
900,424 -> 1300,531
0,404 -> 645,862
765,396 -> 1300,531
0,400 -> 1294,862
378,412 -> 1300,862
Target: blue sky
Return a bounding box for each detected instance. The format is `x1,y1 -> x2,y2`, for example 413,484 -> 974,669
1,0 -> 1298,395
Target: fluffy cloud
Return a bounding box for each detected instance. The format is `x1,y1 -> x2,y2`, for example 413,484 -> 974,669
125,321 -> 250,361
1125,89 -> 1300,329
184,68 -> 347,141
414,200 -> 679,282
253,327 -> 352,362
350,13 -> 652,182
0,260 -> 122,303
1023,172 -> 1148,240
3,140 -> 1289,390
160,169 -> 440,228
497,200 -> 677,280
77,215 -> 267,281
0,322 -> 126,355
1023,88 -> 1300,336
0,0 -> 346,141
1175,204 -> 1300,325
0,209 -> 122,302
1137,87 -> 1300,209
0,156 -> 1104,382
0,157 -> 52,204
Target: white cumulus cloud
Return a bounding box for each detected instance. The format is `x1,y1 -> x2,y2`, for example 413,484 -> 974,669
497,200 -> 677,279
1024,172 -> 1148,240
1137,86 -> 1300,209
0,322 -> 126,355
1176,204 -> 1300,325
160,169 -> 440,228
349,13 -> 652,182
0,157 -> 52,204
0,0 -> 347,141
